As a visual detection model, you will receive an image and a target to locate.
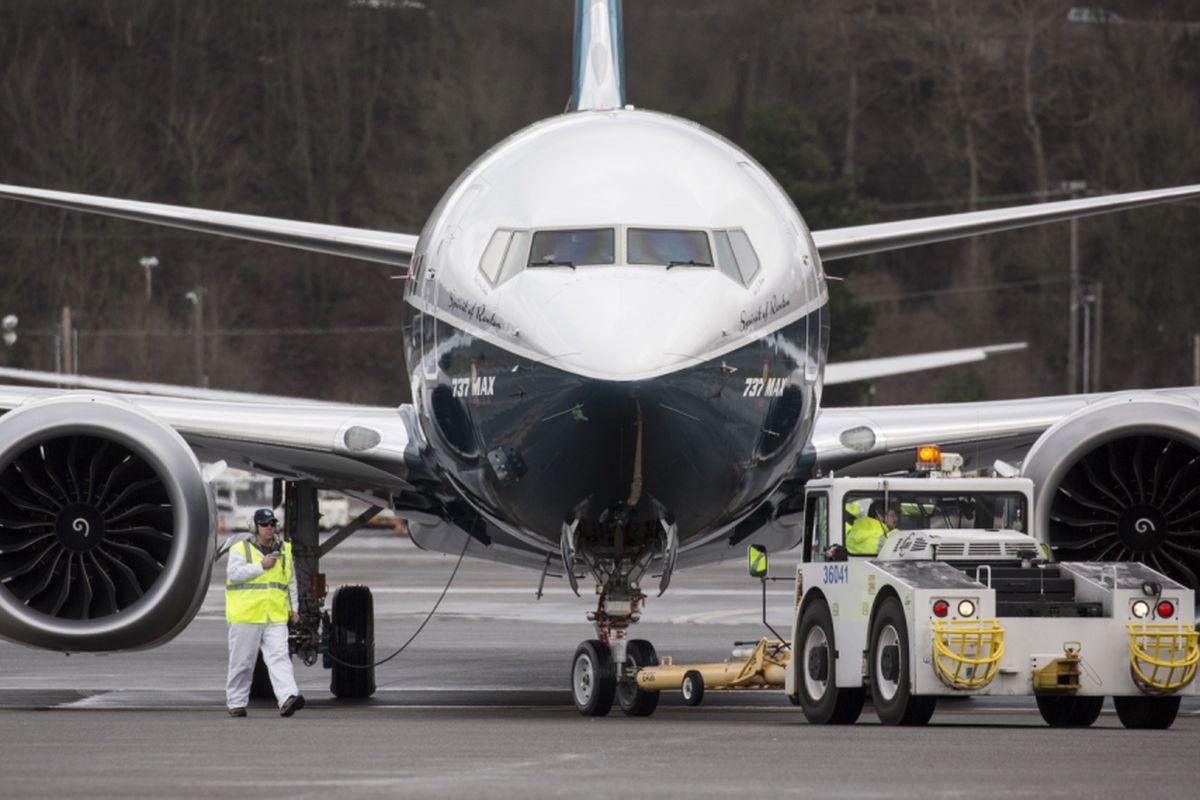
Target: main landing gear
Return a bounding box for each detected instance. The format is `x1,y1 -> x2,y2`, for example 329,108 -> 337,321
565,518 -> 675,717
279,482 -> 383,699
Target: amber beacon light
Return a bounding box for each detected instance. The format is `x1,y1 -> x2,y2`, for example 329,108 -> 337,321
915,445 -> 942,471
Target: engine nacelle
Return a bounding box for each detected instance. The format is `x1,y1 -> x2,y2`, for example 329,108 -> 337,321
0,394 -> 213,650
1022,394 -> 1200,590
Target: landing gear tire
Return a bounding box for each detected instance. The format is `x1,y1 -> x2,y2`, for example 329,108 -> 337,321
869,597 -> 935,726
681,670 -> 705,706
798,598 -> 864,725
616,639 -> 660,717
573,640 -> 616,716
1114,695 -> 1180,729
249,653 -> 274,700
1036,695 -> 1104,727
330,585 -> 376,699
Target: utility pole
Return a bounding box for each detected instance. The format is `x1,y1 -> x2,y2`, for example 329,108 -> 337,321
186,288 -> 207,388
1064,180 -> 1087,393
140,256 -> 158,379
1081,286 -> 1094,393
59,305 -> 73,375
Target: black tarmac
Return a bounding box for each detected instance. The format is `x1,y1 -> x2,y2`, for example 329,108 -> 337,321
1,531 -> 1196,798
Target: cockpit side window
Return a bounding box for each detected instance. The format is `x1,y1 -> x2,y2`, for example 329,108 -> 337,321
528,228 -> 614,267
713,229 -> 760,286
499,230 -> 530,283
478,229 -> 532,286
713,231 -> 738,282
627,228 -> 712,267
728,229 -> 760,285
479,230 -> 512,285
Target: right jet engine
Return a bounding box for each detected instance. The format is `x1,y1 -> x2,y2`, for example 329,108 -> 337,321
1022,394 -> 1200,590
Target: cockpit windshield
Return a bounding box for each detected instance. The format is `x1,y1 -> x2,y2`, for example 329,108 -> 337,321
627,228 -> 712,267
528,228 -> 614,267
481,225 -> 753,284
844,491 -> 1028,533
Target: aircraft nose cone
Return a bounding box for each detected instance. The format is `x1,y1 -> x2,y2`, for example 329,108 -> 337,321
526,270 -> 723,381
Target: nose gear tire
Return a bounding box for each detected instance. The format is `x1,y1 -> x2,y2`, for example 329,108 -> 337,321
616,639 -> 660,717
572,639 -> 616,716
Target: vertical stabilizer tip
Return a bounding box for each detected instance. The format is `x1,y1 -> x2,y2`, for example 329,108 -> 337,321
568,0 -> 625,112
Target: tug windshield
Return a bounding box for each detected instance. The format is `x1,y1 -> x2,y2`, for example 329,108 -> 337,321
844,491 -> 1027,533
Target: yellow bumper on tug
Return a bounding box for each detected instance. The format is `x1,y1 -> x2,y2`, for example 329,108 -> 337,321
1127,623 -> 1199,693
931,619 -> 1004,689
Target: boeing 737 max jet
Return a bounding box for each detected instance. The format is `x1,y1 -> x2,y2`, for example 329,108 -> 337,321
0,1 -> 1198,716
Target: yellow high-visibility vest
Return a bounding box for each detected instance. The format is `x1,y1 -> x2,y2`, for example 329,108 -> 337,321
845,517 -> 886,556
226,539 -> 291,623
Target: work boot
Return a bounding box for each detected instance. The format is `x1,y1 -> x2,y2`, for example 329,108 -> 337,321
280,695 -> 305,717
228,707 -> 247,718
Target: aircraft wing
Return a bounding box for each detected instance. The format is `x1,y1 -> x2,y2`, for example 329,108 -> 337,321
5,182 -> 1196,271
825,342 -> 1026,385
811,184 -> 1200,263
0,382 -> 559,574
0,367 -> 348,406
0,384 -> 425,492
0,183 -> 419,267
809,387 -> 1200,476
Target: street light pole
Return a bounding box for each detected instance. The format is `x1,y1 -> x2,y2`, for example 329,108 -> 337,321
139,256 -> 158,380
1081,286 -> 1094,394
60,305 -> 73,375
185,287 -> 207,388
1062,180 -> 1087,393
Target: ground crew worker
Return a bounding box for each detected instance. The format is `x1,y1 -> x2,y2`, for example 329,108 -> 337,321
843,498 -> 868,534
225,508 -> 304,718
845,501 -> 898,555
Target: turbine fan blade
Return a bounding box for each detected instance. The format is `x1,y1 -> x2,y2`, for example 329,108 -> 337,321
1049,435 -> 1200,590
87,553 -> 120,617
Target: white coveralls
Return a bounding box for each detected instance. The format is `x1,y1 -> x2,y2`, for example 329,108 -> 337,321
225,536 -> 299,710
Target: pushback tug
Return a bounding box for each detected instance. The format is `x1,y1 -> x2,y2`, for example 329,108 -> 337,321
625,447 -> 1198,727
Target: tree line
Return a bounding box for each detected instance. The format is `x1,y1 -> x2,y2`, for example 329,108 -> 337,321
0,0 -> 1197,405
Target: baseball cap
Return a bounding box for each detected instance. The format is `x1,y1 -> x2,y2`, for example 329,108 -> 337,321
253,508 -> 277,526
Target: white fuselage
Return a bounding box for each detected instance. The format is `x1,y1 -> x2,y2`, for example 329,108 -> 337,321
403,109 -> 830,564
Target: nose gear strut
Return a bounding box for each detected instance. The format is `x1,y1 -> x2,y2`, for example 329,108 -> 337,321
568,517 -> 671,717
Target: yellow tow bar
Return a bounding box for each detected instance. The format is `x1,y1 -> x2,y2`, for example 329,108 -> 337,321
635,638 -> 789,703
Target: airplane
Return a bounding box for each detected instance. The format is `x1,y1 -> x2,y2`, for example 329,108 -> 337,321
0,0 -> 1199,717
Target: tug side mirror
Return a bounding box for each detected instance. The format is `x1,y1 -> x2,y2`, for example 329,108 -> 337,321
747,544 -> 768,578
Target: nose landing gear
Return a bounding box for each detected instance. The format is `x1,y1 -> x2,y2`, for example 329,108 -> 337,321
568,522 -> 666,716
571,583 -> 663,716
570,633 -> 662,717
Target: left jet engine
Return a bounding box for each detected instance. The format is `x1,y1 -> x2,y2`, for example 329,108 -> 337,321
0,394 -> 213,651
